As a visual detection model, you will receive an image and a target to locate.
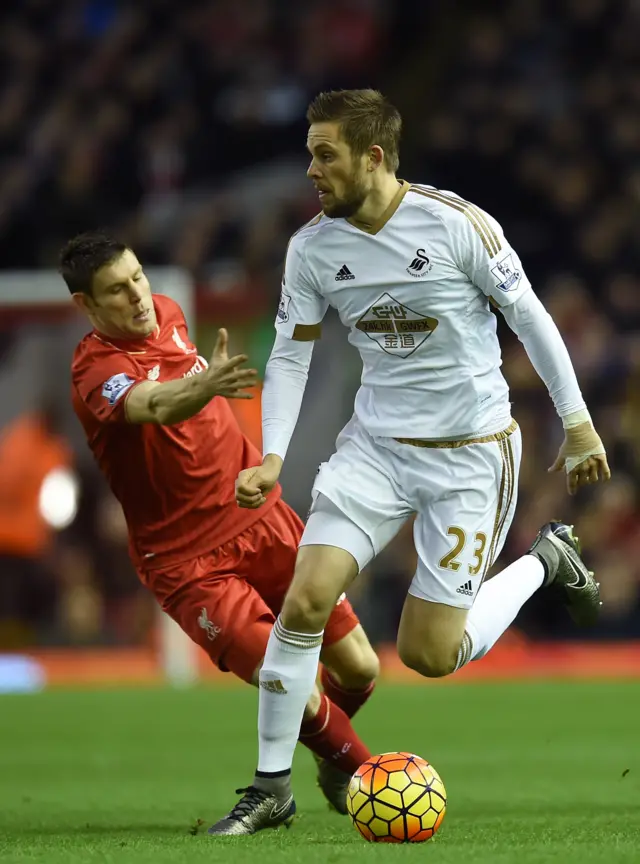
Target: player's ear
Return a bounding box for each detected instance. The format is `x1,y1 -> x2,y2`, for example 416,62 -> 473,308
368,145 -> 385,171
72,291 -> 94,314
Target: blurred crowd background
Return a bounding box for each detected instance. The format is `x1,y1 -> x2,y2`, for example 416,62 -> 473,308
0,0 -> 638,655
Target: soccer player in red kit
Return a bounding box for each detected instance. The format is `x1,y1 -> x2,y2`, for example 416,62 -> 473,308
61,232 -> 379,833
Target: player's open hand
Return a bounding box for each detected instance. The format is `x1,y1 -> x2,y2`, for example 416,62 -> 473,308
208,328 -> 257,399
236,456 -> 283,508
548,422 -> 611,496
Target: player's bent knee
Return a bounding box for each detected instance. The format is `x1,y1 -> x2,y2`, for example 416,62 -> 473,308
397,595 -> 467,679
397,642 -> 459,679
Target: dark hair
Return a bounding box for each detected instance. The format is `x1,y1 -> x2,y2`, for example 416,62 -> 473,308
59,231 -> 128,295
306,89 -> 402,172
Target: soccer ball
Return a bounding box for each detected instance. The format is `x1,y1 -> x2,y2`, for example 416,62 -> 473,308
346,752 -> 446,843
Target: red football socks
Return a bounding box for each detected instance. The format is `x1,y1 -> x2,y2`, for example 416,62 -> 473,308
298,693 -> 370,774
320,666 -> 376,718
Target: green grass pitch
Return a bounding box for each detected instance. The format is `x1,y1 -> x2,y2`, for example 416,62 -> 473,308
0,681 -> 638,863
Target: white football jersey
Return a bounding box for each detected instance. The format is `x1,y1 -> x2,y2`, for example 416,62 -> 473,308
275,181 -> 532,439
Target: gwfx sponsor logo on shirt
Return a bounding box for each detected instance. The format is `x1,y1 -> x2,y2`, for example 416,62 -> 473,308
355,292 -> 439,358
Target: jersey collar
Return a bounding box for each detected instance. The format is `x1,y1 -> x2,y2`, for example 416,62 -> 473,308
91,327 -> 160,355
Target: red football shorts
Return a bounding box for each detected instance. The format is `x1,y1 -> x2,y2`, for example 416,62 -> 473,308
141,498 -> 359,683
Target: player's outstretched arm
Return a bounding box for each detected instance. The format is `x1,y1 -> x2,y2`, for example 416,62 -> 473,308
126,328 -> 257,425
499,292 -> 611,495
235,333 -> 314,508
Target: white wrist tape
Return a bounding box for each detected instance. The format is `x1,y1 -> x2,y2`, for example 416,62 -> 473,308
562,409 -> 591,429
561,414 -> 605,473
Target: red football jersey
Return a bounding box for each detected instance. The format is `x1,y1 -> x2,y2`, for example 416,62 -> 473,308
71,294 -> 279,570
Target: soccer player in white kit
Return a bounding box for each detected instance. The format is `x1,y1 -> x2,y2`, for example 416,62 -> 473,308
209,90 -> 611,835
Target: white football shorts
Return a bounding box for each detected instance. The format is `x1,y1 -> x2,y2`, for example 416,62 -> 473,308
300,415 -> 521,610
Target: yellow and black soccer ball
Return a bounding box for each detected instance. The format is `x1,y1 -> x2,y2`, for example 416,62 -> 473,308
346,752 -> 446,843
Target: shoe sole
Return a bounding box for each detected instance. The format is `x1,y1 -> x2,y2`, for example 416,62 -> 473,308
208,815 -> 295,837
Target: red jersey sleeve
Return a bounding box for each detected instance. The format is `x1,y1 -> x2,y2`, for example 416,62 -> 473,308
72,346 -> 144,424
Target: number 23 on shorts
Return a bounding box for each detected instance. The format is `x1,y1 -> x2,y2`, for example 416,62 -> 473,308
439,527 -> 487,576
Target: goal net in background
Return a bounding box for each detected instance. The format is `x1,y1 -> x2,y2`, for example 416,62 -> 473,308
0,269 -> 200,688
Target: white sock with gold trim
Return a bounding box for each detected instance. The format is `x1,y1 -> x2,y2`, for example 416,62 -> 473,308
456,555 -> 545,670
255,616 -> 323,778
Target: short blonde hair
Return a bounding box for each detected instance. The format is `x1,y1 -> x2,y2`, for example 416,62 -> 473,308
306,89 -> 402,172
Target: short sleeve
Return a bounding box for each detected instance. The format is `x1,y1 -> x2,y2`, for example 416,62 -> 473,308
73,350 -> 144,424
449,204 -> 532,307
275,234 -> 329,338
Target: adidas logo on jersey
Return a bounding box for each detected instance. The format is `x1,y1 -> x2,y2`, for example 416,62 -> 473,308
335,265 -> 355,281
456,580 -> 474,597
406,248 -> 432,277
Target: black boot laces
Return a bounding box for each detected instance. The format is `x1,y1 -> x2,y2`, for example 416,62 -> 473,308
228,786 -> 269,821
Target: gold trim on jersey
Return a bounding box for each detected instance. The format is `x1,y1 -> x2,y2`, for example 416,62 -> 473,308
348,180 -> 410,235
394,418 -> 518,449
410,185 -> 502,257
282,212 -> 323,272
298,212 -> 323,233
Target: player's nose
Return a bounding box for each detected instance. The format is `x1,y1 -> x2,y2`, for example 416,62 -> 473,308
307,160 -> 321,179
127,281 -> 145,302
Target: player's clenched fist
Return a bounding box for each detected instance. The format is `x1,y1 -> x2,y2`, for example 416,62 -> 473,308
236,455 -> 283,508
207,328 -> 257,399
548,420 -> 611,496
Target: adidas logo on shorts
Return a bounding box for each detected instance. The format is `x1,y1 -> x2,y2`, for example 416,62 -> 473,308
260,678 -> 288,695
456,580 -> 474,597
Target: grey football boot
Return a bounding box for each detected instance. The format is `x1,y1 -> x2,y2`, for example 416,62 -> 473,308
312,753 -> 350,814
528,521 -> 601,626
208,785 -> 296,836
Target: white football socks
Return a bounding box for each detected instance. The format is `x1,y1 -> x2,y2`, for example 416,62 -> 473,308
456,554 -> 545,670
256,616 -> 323,776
